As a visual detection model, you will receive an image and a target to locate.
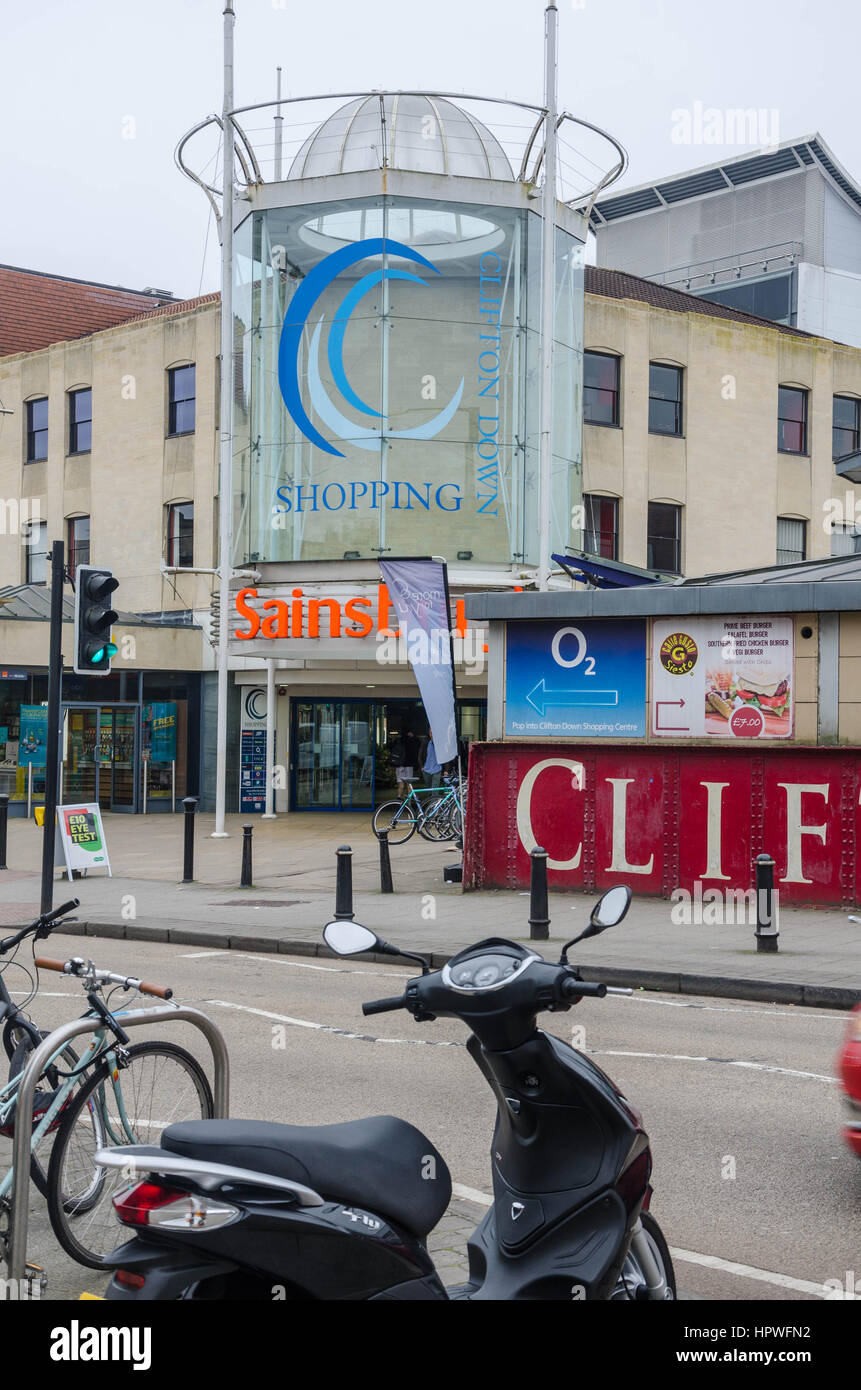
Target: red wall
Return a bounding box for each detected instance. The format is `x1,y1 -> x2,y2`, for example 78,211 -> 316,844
463,742 -> 861,906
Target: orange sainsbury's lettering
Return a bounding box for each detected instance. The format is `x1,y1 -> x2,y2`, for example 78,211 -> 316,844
234,588 -> 261,640
344,596 -> 373,638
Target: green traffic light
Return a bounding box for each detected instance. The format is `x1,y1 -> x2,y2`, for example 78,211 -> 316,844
90,641 -> 118,665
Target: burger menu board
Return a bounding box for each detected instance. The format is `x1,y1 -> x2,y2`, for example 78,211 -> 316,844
651,617 -> 793,740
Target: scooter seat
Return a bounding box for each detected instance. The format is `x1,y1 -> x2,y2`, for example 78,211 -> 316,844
161,1114 -> 452,1238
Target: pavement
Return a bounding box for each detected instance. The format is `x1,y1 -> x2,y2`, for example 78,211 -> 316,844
0,810 -> 859,1009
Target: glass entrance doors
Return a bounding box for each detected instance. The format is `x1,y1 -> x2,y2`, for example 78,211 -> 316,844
291,698 -> 486,810
63,705 -> 138,812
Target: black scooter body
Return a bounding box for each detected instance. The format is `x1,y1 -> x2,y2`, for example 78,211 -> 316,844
102,934 -> 656,1301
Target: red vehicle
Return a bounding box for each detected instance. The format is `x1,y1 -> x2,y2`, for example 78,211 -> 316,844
838,1005 -> 861,1157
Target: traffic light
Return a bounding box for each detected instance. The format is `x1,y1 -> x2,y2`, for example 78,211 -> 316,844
74,565 -> 119,674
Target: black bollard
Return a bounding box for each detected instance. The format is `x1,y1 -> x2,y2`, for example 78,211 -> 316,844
181,796 -> 199,883
241,823 -> 253,888
528,845 -> 550,940
754,852 -> 779,953
0,794 -> 8,871
379,830 -> 393,894
334,845 -> 354,920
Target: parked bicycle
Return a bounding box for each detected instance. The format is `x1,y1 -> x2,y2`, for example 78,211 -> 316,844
0,903 -> 214,1271
372,773 -> 466,845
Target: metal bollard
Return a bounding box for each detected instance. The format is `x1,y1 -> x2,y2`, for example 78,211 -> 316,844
181,796 -> 199,883
754,852 -> 779,953
379,830 -> 393,894
334,845 -> 354,920
241,824 -> 253,888
528,845 -> 550,941
0,794 -> 7,871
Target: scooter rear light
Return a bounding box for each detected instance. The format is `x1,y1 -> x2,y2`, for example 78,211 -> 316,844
113,1181 -> 240,1232
116,1269 -> 146,1290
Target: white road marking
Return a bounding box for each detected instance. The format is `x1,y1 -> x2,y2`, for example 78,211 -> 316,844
182,949 -> 404,979
451,1183 -> 827,1297
203,999 -> 461,1047
591,1049 -> 836,1083
201,1000 -> 836,1081
625,995 -> 844,1023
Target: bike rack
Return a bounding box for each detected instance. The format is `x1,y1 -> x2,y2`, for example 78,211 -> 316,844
6,1004 -> 230,1289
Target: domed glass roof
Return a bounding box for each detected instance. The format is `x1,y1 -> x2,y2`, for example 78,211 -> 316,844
289,94 -> 514,181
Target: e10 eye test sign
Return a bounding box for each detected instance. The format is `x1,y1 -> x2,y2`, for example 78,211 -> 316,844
651,616 -> 793,740
504,620 -> 647,738
57,803 -> 112,879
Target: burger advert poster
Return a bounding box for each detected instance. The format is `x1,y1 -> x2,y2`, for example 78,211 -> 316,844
651,617 -> 793,740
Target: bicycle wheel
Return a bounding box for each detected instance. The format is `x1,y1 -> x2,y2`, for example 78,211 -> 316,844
6,1032 -> 83,1198
47,1040 -> 214,1269
417,797 -> 448,841
372,801 -> 418,844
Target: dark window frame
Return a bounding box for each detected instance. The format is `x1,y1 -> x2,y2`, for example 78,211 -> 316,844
832,394 -> 860,460
168,365 -> 196,437
583,494 -> 619,560
647,501 -> 682,574
166,501 -> 194,568
777,385 -> 808,456
68,387 -> 92,455
67,515 -> 90,578
648,363 -> 684,438
25,519 -> 48,584
25,397 -> 48,463
583,351 -> 621,428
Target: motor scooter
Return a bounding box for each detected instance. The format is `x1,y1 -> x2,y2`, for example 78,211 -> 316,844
98,884 -> 675,1300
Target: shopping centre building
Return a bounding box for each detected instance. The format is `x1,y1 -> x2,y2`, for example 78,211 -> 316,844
2,96 -> 861,816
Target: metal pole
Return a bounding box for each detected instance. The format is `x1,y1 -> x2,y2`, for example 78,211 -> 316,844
40,540 -> 64,915
378,829 -> 393,894
8,1004 -> 230,1286
528,845 -> 550,940
754,852 -> 779,953
0,794 -> 8,870
537,2 -> 558,592
172,757 -> 176,812
334,845 -> 354,920
182,795 -> 199,882
27,764 -> 32,820
274,66 -> 284,181
262,660 -> 276,818
241,822 -> 253,886
213,0 -> 236,839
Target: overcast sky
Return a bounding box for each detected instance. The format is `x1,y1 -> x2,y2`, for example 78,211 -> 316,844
1,0 -> 858,298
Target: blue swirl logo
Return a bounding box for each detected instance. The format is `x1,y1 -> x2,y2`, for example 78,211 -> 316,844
277,237 -> 464,458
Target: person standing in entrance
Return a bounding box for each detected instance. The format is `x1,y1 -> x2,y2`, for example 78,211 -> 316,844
390,729 -> 415,798
422,735 -> 442,788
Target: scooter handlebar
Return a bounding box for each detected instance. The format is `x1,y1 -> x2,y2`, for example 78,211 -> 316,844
362,994 -> 407,1016
561,977 -> 607,1000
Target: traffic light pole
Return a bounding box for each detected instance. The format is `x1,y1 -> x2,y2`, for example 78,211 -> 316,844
40,540 -> 65,914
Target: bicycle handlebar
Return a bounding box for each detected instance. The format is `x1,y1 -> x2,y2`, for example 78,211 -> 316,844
0,898 -> 81,955
34,957 -> 173,999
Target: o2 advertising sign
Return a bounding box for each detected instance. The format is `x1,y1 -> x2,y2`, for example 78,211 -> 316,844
504,620 -> 647,738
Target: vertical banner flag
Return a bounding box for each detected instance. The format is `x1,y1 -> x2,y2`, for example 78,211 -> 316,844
379,559 -> 458,763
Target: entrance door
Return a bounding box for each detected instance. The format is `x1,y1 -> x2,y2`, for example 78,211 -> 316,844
293,700 -> 376,809
63,705 -> 138,811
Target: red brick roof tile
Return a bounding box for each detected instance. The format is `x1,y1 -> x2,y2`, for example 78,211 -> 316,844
0,265 -> 174,357
584,265 -> 818,340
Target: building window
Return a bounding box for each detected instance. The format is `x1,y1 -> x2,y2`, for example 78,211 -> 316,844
68,388 -> 92,454
647,501 -> 682,573
831,522 -> 861,557
583,494 -> 618,559
26,398 -> 48,462
67,516 -> 90,578
583,352 -> 620,426
777,517 -> 806,564
166,502 -> 194,567
777,386 -> 807,455
833,395 -> 860,460
168,365 -> 196,436
648,363 -> 683,436
25,519 -> 48,584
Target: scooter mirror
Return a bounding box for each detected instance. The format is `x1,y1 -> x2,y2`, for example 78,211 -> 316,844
590,885 -> 632,930
323,921 -> 380,956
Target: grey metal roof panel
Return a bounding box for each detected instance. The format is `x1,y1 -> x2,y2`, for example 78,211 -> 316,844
656,169 -> 728,202
466,580 -> 861,623
0,584 -> 199,627
596,187 -> 664,220
724,148 -> 802,184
